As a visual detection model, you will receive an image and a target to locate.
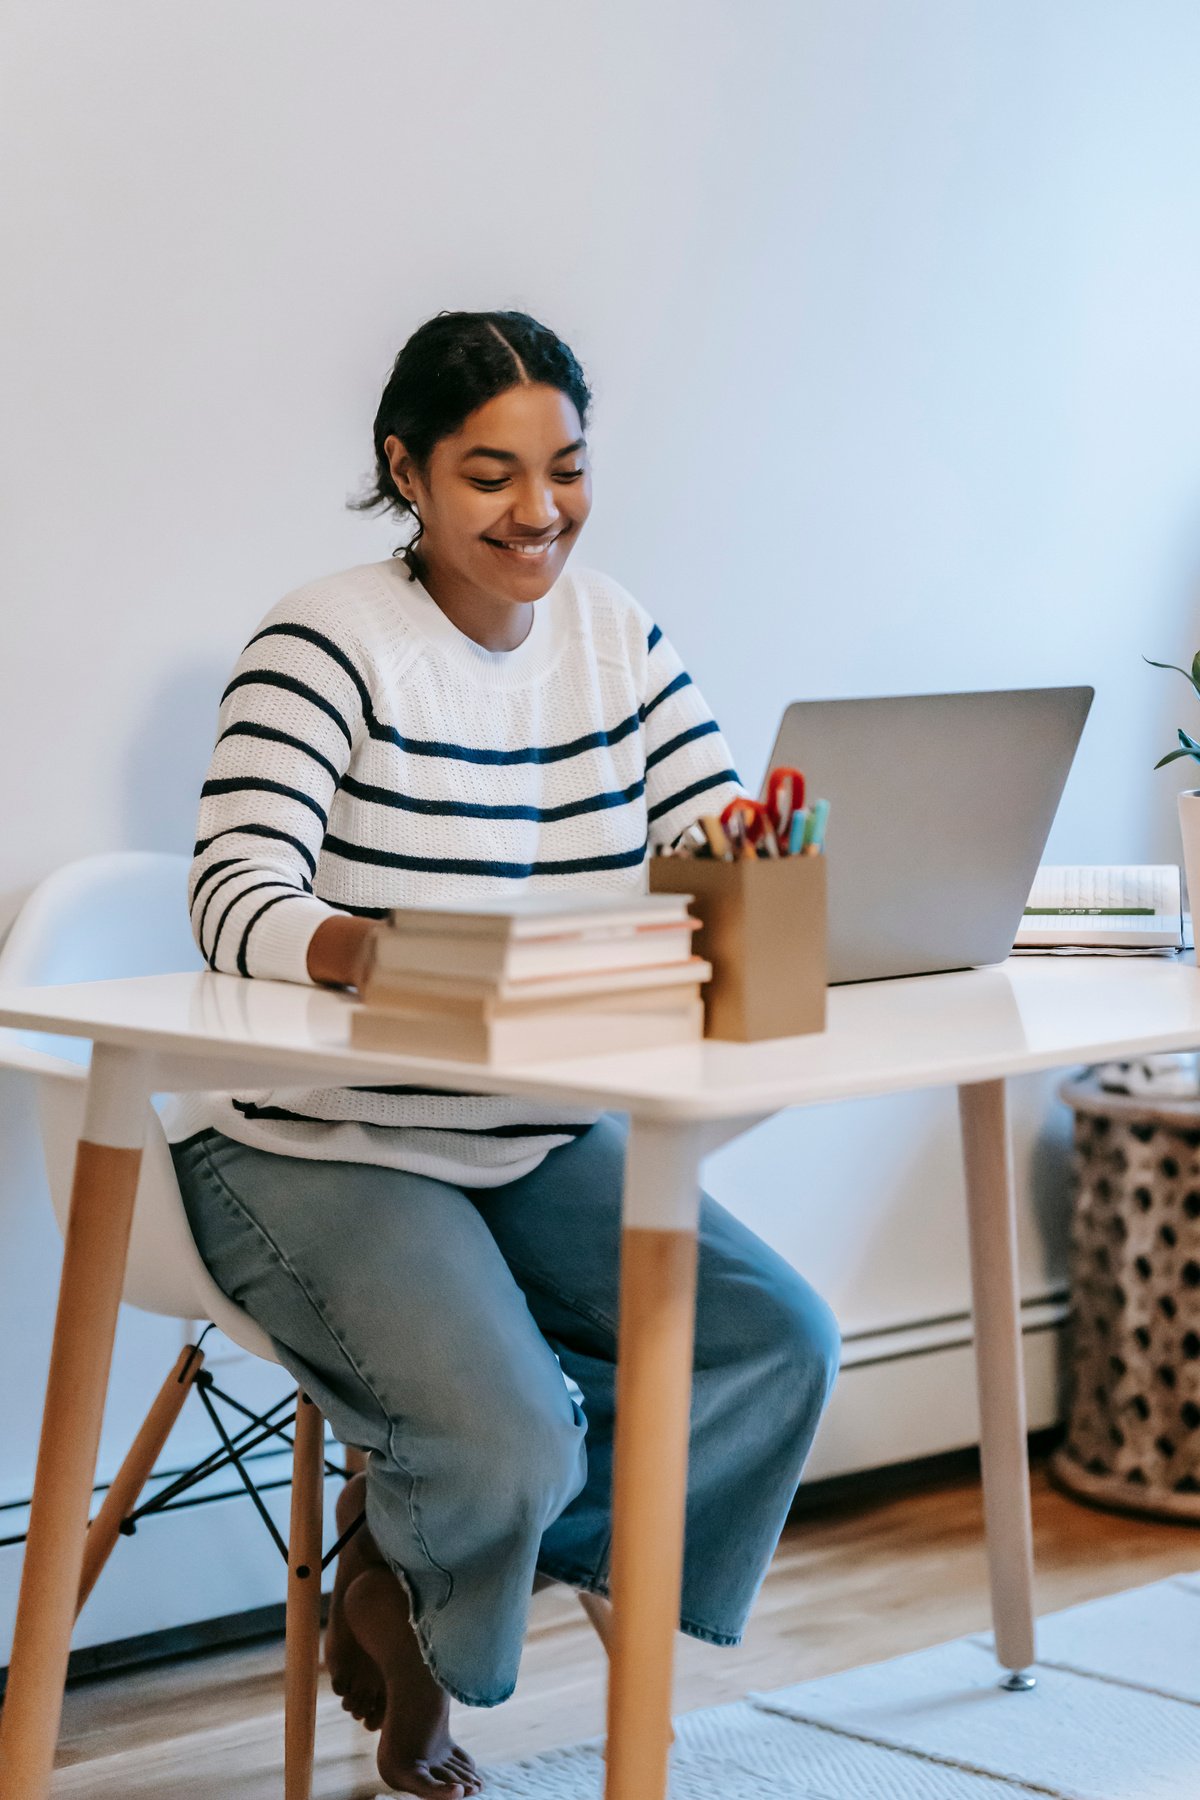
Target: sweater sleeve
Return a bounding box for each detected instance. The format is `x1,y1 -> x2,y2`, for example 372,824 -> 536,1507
639,616 -> 745,850
187,608 -> 366,983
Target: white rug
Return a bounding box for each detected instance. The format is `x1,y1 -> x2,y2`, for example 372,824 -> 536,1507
470,1572 -> 1200,1799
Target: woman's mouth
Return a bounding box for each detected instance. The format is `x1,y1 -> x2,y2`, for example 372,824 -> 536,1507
483,531 -> 563,563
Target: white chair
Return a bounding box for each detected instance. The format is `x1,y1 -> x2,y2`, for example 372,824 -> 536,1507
0,852 -> 332,1797
0,852 -> 611,1795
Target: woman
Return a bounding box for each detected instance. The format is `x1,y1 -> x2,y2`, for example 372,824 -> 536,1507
166,310 -> 840,1798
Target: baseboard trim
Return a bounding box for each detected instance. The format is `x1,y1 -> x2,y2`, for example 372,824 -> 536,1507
0,1597 -> 303,1697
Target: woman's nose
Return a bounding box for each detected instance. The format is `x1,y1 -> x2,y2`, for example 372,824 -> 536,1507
509,481 -> 559,530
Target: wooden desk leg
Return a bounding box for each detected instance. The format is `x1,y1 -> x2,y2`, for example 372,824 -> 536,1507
958,1079 -> 1037,1690
0,1045 -> 151,1799
605,1118 -> 702,1800
285,1392 -> 324,1800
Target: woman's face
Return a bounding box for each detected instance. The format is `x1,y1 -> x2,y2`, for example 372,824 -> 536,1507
385,384 -> 592,605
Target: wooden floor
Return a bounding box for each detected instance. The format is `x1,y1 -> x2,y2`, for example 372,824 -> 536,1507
48,1458 -> 1200,1798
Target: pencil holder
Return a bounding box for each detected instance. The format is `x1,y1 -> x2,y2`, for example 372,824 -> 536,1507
648,853 -> 827,1041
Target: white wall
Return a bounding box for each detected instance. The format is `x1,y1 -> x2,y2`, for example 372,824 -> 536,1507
5,0 -> 1200,1628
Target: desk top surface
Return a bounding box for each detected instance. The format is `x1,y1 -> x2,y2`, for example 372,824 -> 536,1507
2,958 -> 1199,1122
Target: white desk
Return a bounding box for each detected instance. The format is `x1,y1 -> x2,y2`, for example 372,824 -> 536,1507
2,954 -> 1200,1799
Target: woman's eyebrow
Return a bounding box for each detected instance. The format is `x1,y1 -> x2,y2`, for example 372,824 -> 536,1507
460,438 -> 587,463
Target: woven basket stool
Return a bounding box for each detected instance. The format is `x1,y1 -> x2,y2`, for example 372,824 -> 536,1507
1051,1073 -> 1200,1521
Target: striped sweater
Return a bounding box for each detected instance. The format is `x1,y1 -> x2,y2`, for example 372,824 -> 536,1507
162,556 -> 744,1184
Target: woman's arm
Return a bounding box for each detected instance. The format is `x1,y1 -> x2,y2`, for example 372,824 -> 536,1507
189,605 -> 365,983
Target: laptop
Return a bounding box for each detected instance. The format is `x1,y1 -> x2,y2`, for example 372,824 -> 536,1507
763,685 -> 1094,985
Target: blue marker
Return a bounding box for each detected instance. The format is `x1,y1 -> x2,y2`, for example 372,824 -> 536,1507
787,807 -> 809,855
802,798 -> 830,854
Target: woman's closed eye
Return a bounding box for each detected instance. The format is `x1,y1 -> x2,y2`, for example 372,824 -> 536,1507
468,469 -> 585,492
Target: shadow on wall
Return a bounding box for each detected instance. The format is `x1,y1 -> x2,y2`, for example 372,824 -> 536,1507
1028,1093 -> 1076,1410
119,658 -> 230,857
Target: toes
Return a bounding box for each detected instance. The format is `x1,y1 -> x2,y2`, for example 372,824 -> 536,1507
417,1768 -> 465,1798
444,1754 -> 480,1790
441,1762 -> 479,1795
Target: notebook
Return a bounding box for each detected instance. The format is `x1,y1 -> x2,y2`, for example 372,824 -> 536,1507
1013,864 -> 1184,951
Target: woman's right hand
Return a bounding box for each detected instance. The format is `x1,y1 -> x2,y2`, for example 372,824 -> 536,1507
306,914 -> 378,990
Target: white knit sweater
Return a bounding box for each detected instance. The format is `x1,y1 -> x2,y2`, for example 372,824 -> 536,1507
161,556 -> 743,1184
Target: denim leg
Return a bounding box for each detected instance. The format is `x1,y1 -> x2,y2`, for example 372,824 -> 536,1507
170,1131 -> 587,1706
472,1112 -> 841,1645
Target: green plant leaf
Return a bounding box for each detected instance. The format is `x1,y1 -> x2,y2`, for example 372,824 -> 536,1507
1192,650 -> 1200,689
1144,654 -> 1198,684
1154,748 -> 1200,768
1179,728 -> 1200,755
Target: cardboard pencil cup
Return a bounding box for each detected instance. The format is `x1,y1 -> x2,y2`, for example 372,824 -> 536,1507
648,852 -> 828,1041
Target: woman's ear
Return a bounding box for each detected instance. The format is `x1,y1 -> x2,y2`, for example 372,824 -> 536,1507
383,434 -> 420,507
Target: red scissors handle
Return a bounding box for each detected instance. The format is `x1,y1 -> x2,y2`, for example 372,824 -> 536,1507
764,765 -> 806,838
720,795 -> 778,857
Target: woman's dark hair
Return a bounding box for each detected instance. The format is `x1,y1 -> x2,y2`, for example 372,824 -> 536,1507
349,309 -> 591,572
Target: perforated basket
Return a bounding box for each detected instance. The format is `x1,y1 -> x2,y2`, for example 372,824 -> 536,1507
1051,1075 -> 1200,1521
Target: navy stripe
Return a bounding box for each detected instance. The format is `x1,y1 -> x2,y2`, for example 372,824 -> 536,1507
236,892 -> 301,977
196,865 -> 272,951
230,652 -> 647,768
640,670 -> 691,721
347,1084 -> 485,1097
221,670 -> 354,749
325,898 -> 390,919
647,622 -> 662,652
647,767 -> 741,824
217,720 -> 341,788
194,823 -> 318,880
322,896 -> 386,921
202,776 -> 328,830
644,718 -> 718,772
189,857 -> 242,914
339,771 -> 645,824
231,1100 -> 592,1137
320,835 -> 649,879
362,707 -> 642,766
247,622 -> 373,719
209,879 -> 298,970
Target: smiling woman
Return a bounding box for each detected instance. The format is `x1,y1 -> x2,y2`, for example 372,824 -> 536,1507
161,307 -> 840,1799
353,310 -> 595,650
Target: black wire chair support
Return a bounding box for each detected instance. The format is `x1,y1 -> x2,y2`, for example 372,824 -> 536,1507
115,1373 -> 359,1568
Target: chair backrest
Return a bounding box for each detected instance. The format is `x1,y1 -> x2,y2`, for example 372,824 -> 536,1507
0,853 -> 277,1361
0,852 -> 204,1061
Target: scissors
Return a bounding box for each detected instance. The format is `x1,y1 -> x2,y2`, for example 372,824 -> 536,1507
763,765 -> 806,846
719,795 -> 779,859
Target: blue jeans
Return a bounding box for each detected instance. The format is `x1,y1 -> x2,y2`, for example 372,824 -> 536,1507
170,1113 -> 840,1707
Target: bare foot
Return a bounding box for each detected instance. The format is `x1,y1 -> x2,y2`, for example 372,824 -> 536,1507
325,1472 -> 386,1731
344,1565 -> 482,1797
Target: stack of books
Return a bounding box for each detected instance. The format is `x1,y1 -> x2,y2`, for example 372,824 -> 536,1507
350,891 -> 710,1061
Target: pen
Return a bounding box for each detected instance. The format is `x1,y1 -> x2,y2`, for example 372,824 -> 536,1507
699,815 -> 735,859
787,808 -> 809,856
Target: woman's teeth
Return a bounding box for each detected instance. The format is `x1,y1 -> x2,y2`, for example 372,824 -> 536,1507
490,537 -> 557,556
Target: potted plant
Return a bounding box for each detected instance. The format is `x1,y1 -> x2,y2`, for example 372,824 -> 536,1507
1147,649 -> 1200,918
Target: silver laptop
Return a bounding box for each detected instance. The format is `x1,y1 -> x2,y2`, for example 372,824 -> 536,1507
764,685 -> 1093,985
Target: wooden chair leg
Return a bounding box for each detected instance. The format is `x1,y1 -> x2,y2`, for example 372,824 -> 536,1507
76,1344 -> 206,1615
578,1589 -> 613,1656
284,1391 -> 325,1800
342,1444 -> 368,1478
